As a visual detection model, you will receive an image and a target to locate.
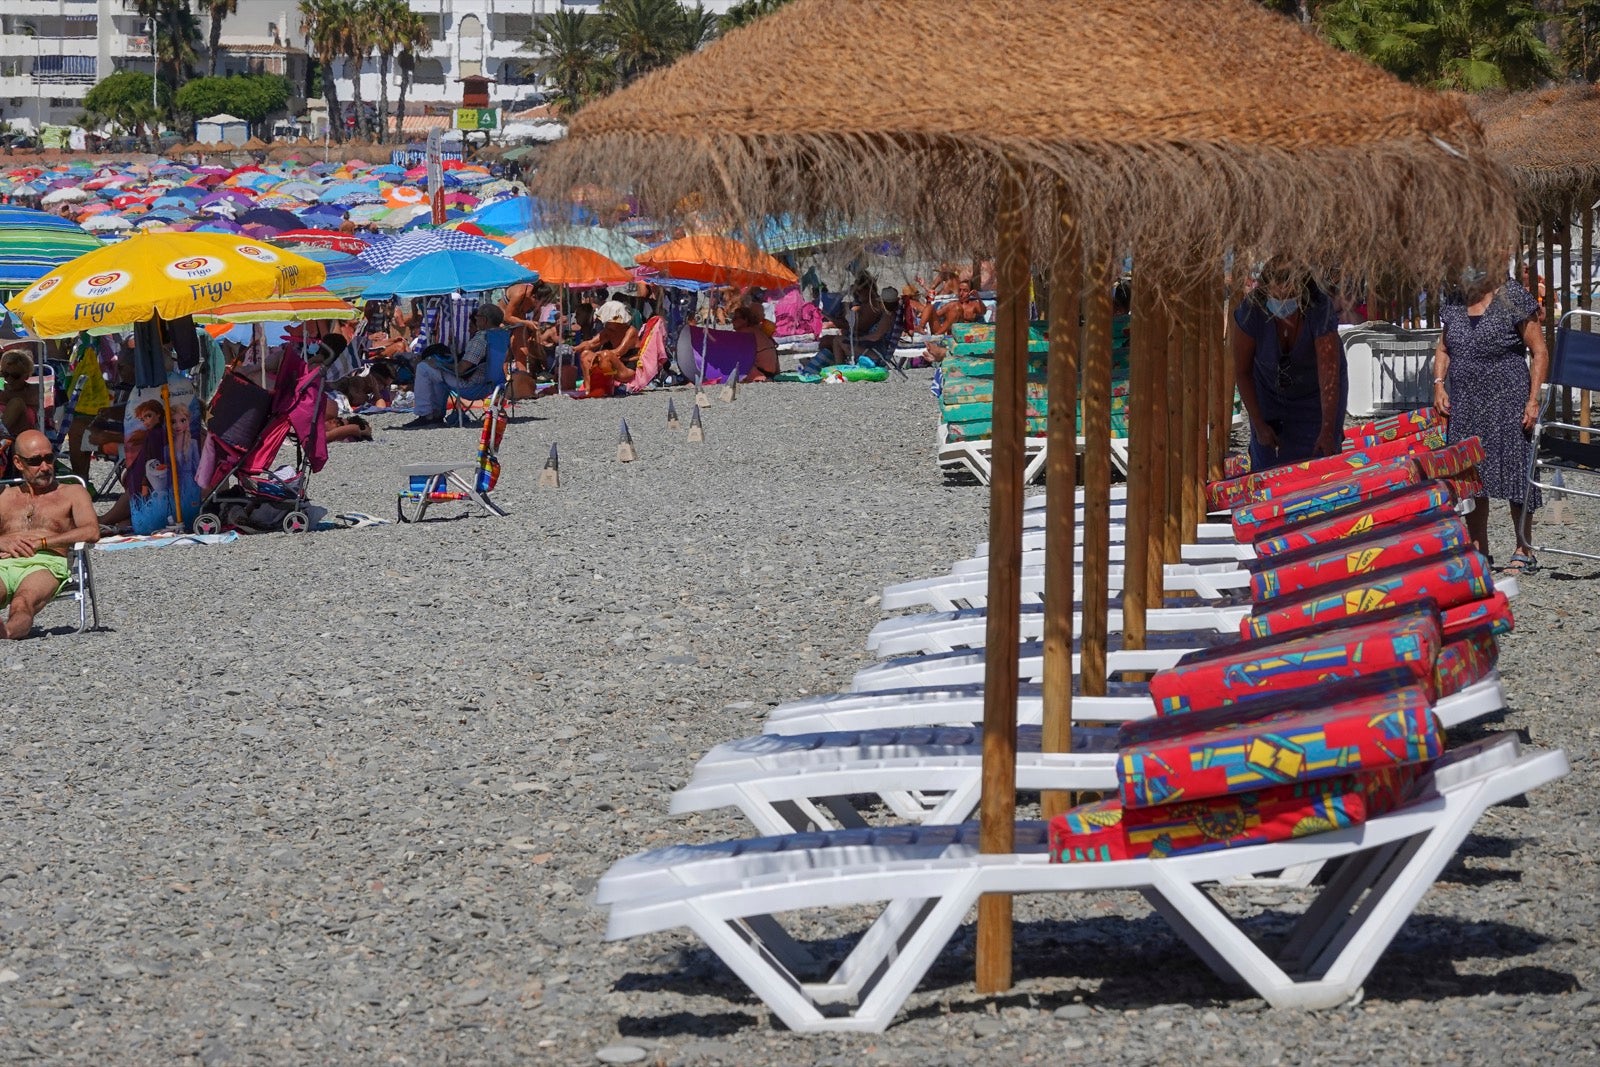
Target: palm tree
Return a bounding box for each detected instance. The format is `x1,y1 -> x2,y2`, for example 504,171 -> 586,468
1554,0 -> 1600,81
299,0 -> 344,140
392,7 -> 432,142
522,8 -> 608,115
718,0 -> 790,32
336,0 -> 374,140
132,0 -> 201,112
1317,0 -> 1555,90
203,0 -> 238,77
369,0 -> 408,143
599,0 -> 682,85
676,3 -> 720,53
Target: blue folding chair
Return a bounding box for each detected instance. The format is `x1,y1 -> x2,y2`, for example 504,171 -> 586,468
445,328 -> 512,427
1523,308 -> 1600,562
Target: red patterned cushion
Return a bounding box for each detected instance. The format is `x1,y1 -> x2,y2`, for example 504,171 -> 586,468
1344,408 -> 1439,447
1252,482 -> 1455,558
1242,548 -> 1493,641
1443,591 -> 1514,639
1414,437 -> 1485,479
1231,460 -> 1420,541
1150,606 -> 1441,717
1207,434 -> 1444,512
1048,765 -> 1422,863
1433,629 -> 1499,695
1249,517 -> 1471,602
1119,686 -> 1442,808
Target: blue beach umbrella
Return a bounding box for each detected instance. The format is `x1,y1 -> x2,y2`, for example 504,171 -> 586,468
361,250 -> 536,299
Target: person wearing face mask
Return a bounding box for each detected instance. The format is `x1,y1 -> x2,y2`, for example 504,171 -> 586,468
1232,261 -> 1345,469
1432,266 -> 1548,573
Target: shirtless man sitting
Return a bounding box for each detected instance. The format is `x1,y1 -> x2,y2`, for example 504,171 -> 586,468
0,430 -> 98,638
921,279 -> 988,335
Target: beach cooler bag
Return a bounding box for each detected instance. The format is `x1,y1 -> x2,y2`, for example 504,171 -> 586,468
1251,481 -> 1456,560
1231,459 -> 1421,541
1249,516 -> 1471,603
1048,765 -> 1422,863
1442,591 -> 1514,639
1243,547 -> 1493,641
1344,408 -> 1439,447
1147,606 -> 1442,717
1207,432 -> 1445,513
1118,685 -> 1442,808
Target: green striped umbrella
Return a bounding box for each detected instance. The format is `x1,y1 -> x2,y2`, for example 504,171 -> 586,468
0,207 -> 103,293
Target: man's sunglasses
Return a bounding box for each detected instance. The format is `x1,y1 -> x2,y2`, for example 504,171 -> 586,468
16,452 -> 53,467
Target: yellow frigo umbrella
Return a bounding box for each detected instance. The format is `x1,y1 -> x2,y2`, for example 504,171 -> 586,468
5,232 -> 327,338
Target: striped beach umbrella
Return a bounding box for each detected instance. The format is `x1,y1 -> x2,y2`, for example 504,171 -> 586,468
194,285 -> 358,324
0,207 -> 104,291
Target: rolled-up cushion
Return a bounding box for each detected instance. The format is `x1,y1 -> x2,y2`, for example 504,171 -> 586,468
1242,548 -> 1493,641
1049,764 -> 1422,863
1119,685 -> 1442,808
1208,432 -> 1446,512
1232,460 -> 1421,541
1443,590 -> 1514,639
1344,408 -> 1439,446
1250,516 -> 1471,602
1414,436 -> 1485,479
1251,481 -> 1455,559
1150,605 -> 1441,718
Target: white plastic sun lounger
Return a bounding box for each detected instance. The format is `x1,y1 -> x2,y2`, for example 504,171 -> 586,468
881,561 -> 1251,612
674,675 -> 1508,834
938,433 -> 1133,487
867,602 -> 1251,657
868,576 -> 1518,660
600,734 -> 1568,1033
850,636 -> 1219,692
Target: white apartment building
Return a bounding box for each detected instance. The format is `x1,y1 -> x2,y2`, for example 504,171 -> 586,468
0,0 -> 742,133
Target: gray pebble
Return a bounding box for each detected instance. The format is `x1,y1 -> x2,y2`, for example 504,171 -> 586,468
595,1045 -> 648,1064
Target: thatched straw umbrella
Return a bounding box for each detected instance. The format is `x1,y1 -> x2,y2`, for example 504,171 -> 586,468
1474,83 -> 1600,421
539,0 -> 1516,1001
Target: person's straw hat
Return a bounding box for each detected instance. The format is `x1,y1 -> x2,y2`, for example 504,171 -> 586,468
597,300 -> 630,324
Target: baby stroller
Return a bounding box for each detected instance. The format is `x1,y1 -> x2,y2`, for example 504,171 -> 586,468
192,346 -> 329,534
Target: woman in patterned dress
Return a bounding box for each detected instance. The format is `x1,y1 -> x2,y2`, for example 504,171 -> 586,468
1432,268 -> 1549,572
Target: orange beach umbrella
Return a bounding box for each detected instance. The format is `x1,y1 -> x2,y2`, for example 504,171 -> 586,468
512,245 -> 633,288
634,234 -> 797,290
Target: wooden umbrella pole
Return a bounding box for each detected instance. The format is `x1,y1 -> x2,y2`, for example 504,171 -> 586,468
1080,251 -> 1114,698
1557,213 -> 1571,421
1144,291 -> 1170,611
1180,285 -> 1203,543
1122,272 -> 1154,653
1205,279 -> 1225,483
1217,288 -> 1238,483
1161,295 -> 1183,568
1041,186 -> 1080,821
1583,206 -> 1593,444
976,168 -> 1030,995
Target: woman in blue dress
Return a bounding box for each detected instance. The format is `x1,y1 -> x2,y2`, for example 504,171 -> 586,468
1232,264 -> 1346,470
1433,268 -> 1549,572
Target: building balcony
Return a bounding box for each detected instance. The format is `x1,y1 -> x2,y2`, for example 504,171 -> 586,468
0,36 -> 100,59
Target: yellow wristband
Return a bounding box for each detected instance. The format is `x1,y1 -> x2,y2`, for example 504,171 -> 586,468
37,536 -> 46,551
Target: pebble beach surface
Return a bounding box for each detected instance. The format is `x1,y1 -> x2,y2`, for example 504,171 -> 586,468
1,371 -> 1596,1066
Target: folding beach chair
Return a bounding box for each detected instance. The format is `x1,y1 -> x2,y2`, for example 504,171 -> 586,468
445,327 -> 513,427
599,733 -> 1568,1033
0,475 -> 100,634
1523,308 -> 1600,562
396,387 -> 511,522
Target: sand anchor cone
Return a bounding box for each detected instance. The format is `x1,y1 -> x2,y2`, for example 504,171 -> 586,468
617,419 -> 638,462
539,442 -> 560,487
694,387 -> 712,409
719,368 -> 739,404
666,398 -> 681,429
687,405 -> 705,443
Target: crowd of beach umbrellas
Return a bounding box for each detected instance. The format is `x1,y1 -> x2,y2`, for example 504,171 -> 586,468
0,155 -> 801,326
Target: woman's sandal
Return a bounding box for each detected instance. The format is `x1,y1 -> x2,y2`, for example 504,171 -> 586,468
1503,551 -> 1539,575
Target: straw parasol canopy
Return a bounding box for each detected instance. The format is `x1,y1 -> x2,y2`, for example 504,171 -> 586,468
1472,83 -> 1600,214
540,0 -> 1515,284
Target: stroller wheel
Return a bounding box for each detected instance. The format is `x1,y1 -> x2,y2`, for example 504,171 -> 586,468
193,512 -> 224,536
281,510 -> 311,534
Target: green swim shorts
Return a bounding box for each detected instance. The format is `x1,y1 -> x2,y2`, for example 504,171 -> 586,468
0,552 -> 70,601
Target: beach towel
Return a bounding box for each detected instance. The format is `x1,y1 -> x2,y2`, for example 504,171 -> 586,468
772,286 -> 824,338
625,316 -> 666,393
95,532 -> 240,551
